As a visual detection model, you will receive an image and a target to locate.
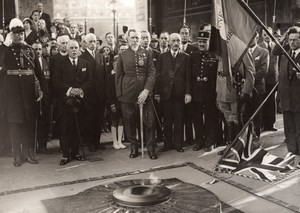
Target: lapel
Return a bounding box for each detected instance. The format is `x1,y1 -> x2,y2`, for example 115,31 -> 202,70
289,50 -> 300,82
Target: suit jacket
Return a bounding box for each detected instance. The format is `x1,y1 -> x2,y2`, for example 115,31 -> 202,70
40,12 -> 51,33
115,47 -> 156,103
251,45 -> 269,94
259,41 -> 279,84
156,50 -> 191,101
52,57 -> 92,101
80,50 -> 106,103
274,46 -> 300,112
69,32 -> 81,43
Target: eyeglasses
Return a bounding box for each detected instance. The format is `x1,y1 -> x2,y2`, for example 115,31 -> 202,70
34,48 -> 42,50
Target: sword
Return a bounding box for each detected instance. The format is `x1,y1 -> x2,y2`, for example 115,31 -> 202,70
138,102 -> 145,159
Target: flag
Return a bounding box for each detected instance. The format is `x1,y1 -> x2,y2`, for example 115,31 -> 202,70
217,123 -> 296,182
211,0 -> 260,79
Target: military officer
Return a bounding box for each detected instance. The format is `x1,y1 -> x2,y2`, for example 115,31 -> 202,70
2,18 -> 44,166
191,31 -> 219,152
115,29 -> 157,160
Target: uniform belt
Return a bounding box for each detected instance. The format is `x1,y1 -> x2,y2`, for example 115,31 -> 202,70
7,70 -> 34,76
196,76 -> 208,82
125,73 -> 146,77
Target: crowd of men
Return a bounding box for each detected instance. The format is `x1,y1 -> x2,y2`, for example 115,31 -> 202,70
1,2 -> 300,168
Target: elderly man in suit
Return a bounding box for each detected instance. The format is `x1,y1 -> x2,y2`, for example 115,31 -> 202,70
36,2 -> 51,33
260,27 -> 279,131
156,33 -> 192,153
80,33 -> 106,152
244,31 -> 269,139
52,39 -> 92,165
115,29 -> 157,159
274,27 -> 300,167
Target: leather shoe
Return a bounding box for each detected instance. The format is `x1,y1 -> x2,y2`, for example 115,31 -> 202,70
60,158 -> 70,165
27,156 -> 38,164
129,148 -> 139,158
97,144 -> 106,150
176,148 -> 184,152
159,147 -> 170,152
204,146 -> 212,152
265,127 -> 277,131
73,155 -> 85,161
88,146 -> 97,152
193,143 -> 203,151
13,156 -> 22,167
38,148 -> 51,154
148,151 -> 157,160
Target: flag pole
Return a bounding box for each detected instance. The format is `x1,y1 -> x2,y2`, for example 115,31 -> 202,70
216,82 -> 279,165
237,0 -> 300,73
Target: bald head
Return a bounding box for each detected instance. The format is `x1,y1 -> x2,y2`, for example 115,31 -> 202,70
169,33 -> 181,51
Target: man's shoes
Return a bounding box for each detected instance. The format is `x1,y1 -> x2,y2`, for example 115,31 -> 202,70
26,156 -> 38,164
13,156 -> 22,167
97,144 -> 106,150
176,148 -> 184,152
263,126 -> 278,131
218,148 -> 226,155
38,148 -> 51,154
193,143 -> 203,151
60,158 -> 70,165
159,146 -> 170,152
73,155 -> 85,161
204,146 -> 212,152
88,146 -> 97,152
148,151 -> 157,160
129,148 -> 139,158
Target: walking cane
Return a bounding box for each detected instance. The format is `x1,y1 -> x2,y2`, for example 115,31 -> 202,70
73,112 -> 86,160
138,102 -> 145,159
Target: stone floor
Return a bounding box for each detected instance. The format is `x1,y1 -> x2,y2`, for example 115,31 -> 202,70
0,114 -> 300,213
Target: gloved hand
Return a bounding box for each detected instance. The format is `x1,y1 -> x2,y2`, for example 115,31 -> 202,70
238,92 -> 250,104
110,104 -> 117,113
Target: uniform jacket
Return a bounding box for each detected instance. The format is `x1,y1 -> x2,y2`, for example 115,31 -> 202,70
191,50 -> 218,102
2,44 -> 45,123
251,45 -> 269,94
115,47 -> 156,103
274,45 -> 300,112
156,50 -> 191,101
259,41 -> 279,84
184,43 -> 198,55
216,52 -> 255,102
80,50 -> 106,103
52,57 -> 92,101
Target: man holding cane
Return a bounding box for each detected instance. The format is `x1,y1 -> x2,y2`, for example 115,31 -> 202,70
115,29 -> 157,160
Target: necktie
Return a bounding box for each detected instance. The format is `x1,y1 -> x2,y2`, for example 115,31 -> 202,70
92,51 -> 95,58
72,59 -> 76,69
292,51 -> 296,60
288,51 -> 295,79
267,42 -> 272,53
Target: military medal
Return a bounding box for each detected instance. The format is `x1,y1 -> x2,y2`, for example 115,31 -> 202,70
138,59 -> 144,66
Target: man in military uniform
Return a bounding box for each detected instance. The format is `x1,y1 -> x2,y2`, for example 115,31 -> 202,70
115,29 -> 157,160
216,50 -> 255,155
191,31 -> 219,152
2,18 -> 44,166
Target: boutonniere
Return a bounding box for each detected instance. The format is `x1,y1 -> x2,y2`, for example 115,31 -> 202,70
82,68 -> 87,72
255,56 -> 260,60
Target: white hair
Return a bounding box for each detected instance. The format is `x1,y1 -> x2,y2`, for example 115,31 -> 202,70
85,33 -> 96,42
57,35 -> 70,44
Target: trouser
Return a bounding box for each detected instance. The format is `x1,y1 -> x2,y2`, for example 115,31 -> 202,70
263,83 -> 277,128
37,99 -> 51,149
283,111 -> 300,155
10,122 -> 35,158
121,102 -> 155,152
162,100 -> 184,149
184,102 -> 194,142
192,101 -> 219,148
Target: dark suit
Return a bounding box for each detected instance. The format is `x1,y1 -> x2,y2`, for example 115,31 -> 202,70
244,45 -> 269,138
274,45 -> 300,155
183,43 -> 198,144
69,33 -> 81,43
80,50 -> 106,149
2,44 -> 45,158
156,50 -> 191,149
260,41 -> 279,129
115,47 -> 156,151
40,12 -> 51,33
191,50 -> 219,148
52,57 -> 92,158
